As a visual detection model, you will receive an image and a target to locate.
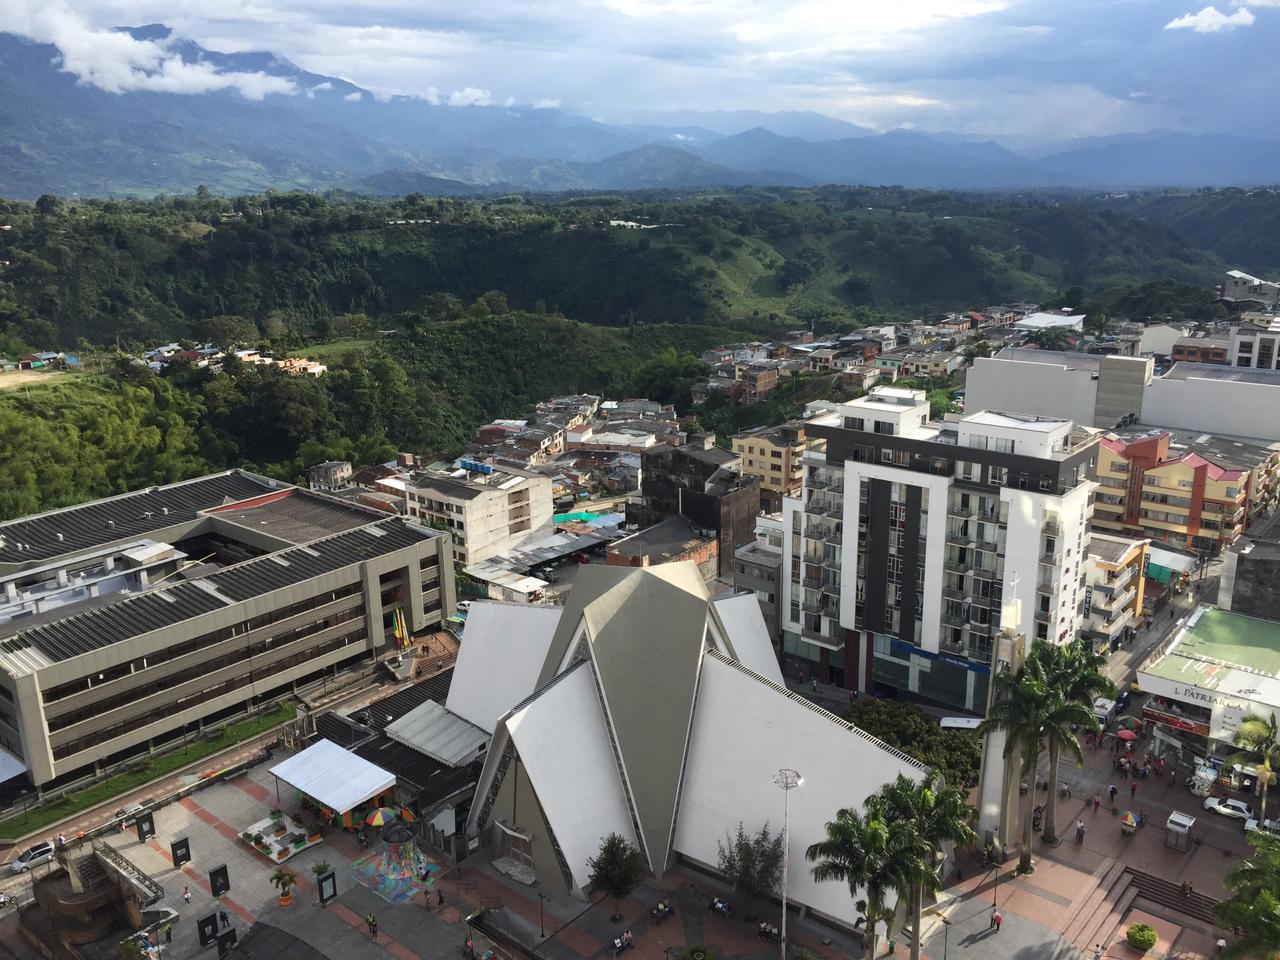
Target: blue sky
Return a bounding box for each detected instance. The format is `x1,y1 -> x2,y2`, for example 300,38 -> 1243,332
2,0 -> 1277,139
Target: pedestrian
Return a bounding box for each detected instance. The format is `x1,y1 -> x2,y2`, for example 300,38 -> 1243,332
1217,936 -> 1227,956
992,910 -> 1003,932
811,677 -> 818,693
1075,820 -> 1087,845
1093,792 -> 1101,814
1108,783 -> 1118,805
367,913 -> 378,940
887,938 -> 896,956
1093,944 -> 1103,960
182,885 -> 191,905
164,923 -> 172,944
219,909 -> 229,929
1130,778 -> 1138,799
438,890 -> 445,909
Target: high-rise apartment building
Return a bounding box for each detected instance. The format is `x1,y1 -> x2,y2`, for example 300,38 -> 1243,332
731,422 -> 812,511
779,387 -> 1099,712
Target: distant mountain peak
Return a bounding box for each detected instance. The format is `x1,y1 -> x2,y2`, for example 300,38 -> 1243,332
117,24 -> 173,42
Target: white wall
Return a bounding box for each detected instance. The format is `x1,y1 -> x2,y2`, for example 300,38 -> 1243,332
967,358 -> 1098,427
1141,377 -> 1280,442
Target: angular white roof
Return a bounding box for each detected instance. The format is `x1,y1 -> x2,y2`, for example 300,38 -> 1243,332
710,594 -> 784,685
507,664 -> 637,891
446,602 -> 562,733
1015,312 -> 1085,330
269,739 -> 396,814
674,653 -> 925,927
384,700 -> 488,767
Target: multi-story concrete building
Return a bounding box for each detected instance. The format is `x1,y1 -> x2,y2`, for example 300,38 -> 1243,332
1220,270 -> 1280,310
1220,511 -> 1280,624
732,515 -> 784,642
404,463 -> 554,566
1092,428 -> 1280,553
0,472 -> 453,790
1171,336 -> 1229,365
627,436 -> 760,579
779,387 -> 1099,712
1229,317 -> 1280,370
732,422 -> 812,511
1081,534 -> 1148,654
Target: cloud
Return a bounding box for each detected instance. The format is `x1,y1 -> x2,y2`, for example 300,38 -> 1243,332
532,98 -> 562,109
1165,5 -> 1256,32
343,91 -> 363,101
0,0 -> 296,99
447,86 -> 493,106
305,80 -> 332,98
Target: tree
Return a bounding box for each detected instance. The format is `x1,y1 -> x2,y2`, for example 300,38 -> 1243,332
806,806 -> 906,960
35,194 -> 62,216
194,314 -> 259,348
716,822 -> 784,920
1233,713 -> 1280,822
1216,832 -> 1280,959
1033,639 -> 1113,843
846,699 -> 982,789
976,652 -> 1052,873
587,832 -> 646,921
871,773 -> 976,960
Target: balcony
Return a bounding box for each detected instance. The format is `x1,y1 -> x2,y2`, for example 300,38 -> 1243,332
1042,519 -> 1062,538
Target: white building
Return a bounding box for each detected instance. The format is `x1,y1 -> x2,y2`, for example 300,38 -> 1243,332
1014,311 -> 1086,333
779,387 -> 1099,712
1229,317 -> 1280,371
1221,270 -> 1280,309
457,564 -> 926,933
404,462 -> 554,565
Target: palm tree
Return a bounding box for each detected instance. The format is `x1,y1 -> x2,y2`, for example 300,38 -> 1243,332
1216,832 -> 1280,959
873,772 -> 977,960
977,652 -> 1051,873
806,806 -> 908,960
1034,639 -> 1114,843
1233,713 -> 1280,822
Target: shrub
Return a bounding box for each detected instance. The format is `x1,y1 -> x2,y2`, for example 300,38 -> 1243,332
1126,923 -> 1158,951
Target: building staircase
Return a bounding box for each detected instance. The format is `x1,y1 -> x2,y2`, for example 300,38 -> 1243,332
1061,860 -> 1220,953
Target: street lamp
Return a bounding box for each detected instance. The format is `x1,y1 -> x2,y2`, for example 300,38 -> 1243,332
537,892 -> 547,937
939,914 -> 952,960
773,768 -> 803,960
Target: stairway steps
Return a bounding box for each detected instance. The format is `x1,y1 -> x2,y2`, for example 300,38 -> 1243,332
1123,868 -> 1219,926
1062,859 -> 1127,945
1075,883 -> 1139,952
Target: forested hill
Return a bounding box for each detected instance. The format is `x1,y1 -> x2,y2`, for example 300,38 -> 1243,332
0,187 -> 1230,349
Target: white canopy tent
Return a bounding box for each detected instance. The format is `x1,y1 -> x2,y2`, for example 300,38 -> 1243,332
269,738 -> 396,814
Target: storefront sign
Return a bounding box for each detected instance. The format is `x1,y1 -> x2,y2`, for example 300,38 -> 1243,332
890,638 -> 991,675
1136,672 -> 1277,741
1143,705 -> 1210,738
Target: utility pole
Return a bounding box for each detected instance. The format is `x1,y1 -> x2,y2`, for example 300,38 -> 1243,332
773,768 -> 803,960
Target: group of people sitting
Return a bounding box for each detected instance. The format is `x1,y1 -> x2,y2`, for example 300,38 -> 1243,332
611,931 -> 635,955
757,922 -> 780,941
708,896 -> 734,917
649,900 -> 674,922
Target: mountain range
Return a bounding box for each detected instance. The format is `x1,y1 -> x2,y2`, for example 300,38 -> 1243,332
2,26 -> 1278,199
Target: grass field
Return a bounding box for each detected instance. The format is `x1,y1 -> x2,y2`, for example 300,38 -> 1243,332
0,369 -> 78,391
288,337 -> 381,362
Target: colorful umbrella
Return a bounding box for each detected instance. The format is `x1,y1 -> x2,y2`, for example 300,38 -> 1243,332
365,807 -> 399,827
1116,728 -> 1139,741
1117,716 -> 1141,731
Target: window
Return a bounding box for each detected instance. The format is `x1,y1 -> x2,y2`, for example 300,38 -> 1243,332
849,417 -> 865,431
1111,461 -> 1129,473
1039,476 -> 1053,492
874,421 -> 895,435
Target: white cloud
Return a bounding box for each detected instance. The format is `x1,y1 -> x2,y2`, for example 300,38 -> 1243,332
422,86 -> 442,105
305,80 -> 332,98
343,91 -> 362,101
532,98 -> 562,109
1165,5 -> 1256,32
0,0 -> 295,99
448,86 -> 493,107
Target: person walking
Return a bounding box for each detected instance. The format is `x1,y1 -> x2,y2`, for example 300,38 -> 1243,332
182,885 -> 191,905
1075,820 -> 1087,845
1217,936 -> 1227,956
1130,778 -> 1138,800
1093,792 -> 1102,814
992,910 -> 1003,933
1108,783 -> 1118,805
1094,944 -> 1103,960
367,914 -> 378,940
219,909 -> 229,930
163,923 -> 172,944
438,890 -> 445,910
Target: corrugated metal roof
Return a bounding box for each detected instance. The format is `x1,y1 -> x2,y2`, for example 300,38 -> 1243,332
385,700 -> 488,767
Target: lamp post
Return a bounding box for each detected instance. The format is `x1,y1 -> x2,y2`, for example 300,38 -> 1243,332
537,892 -> 547,937
939,914 -> 952,960
773,768 -> 803,960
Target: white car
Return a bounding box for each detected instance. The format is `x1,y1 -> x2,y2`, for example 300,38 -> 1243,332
1245,817 -> 1280,837
457,601 -> 472,612
1203,796 -> 1255,820
10,841 -> 55,873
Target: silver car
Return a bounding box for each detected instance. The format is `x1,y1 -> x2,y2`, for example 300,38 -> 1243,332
10,841 -> 55,873
1203,796 -> 1255,820
1245,817 -> 1280,837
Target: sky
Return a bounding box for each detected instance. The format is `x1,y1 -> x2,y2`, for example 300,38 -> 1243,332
1,0 -> 1278,141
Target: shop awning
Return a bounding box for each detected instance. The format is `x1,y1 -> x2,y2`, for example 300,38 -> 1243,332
269,739 -> 396,814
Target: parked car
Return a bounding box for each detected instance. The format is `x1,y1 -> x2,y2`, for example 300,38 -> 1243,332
114,799 -> 153,825
1245,817 -> 1280,837
457,600 -> 472,612
9,841 -> 55,873
1204,796 -> 1255,820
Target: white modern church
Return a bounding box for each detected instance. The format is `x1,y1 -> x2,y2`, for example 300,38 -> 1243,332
441,563 -> 926,929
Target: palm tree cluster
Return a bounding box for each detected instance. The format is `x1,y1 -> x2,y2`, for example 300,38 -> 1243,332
806,771 -> 975,960
1233,713 -> 1280,822
977,638 -> 1114,868
1217,832 -> 1280,959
